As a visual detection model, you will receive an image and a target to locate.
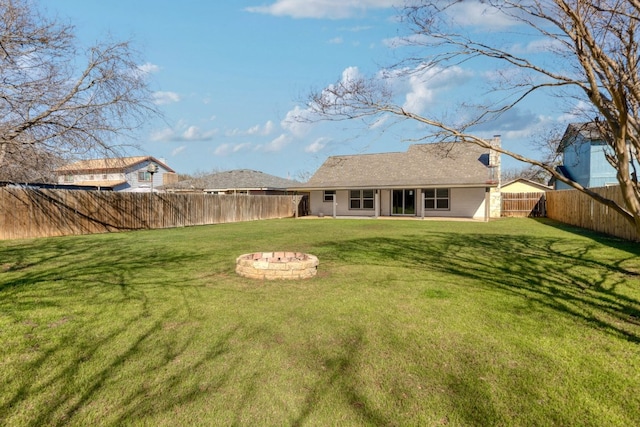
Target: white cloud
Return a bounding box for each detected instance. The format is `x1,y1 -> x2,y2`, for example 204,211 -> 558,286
182,126 -> 218,141
150,125 -> 218,142
382,34 -> 431,49
557,100 -> 593,122
510,38 -> 566,55
341,65 -> 363,82
137,62 -> 160,74
150,128 -> 176,142
248,120 -> 275,136
263,134 -> 292,152
377,64 -> 472,114
214,143 -> 253,156
152,91 -> 181,105
172,146 -> 186,156
183,126 -> 200,140
282,105 -> 317,138
329,37 -> 344,44
305,137 -> 331,153
226,120 -> 275,137
245,0 -> 399,19
403,73 -> 436,113
447,1 -> 517,29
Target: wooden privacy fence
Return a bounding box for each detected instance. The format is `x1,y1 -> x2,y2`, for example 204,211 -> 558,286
0,188 -> 299,240
546,186 -> 639,242
501,192 -> 546,217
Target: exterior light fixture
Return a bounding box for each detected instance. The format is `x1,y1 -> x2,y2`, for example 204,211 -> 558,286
147,163 -> 158,193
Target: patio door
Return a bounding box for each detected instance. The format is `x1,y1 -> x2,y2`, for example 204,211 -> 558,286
392,189 -> 416,215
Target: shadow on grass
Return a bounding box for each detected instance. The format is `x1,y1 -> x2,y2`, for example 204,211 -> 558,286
312,225 -> 640,425
0,236 -> 240,426
1,222 -> 639,425
319,228 -> 640,344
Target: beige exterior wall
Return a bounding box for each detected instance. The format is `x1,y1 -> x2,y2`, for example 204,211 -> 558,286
501,181 -> 549,193
58,172 -> 125,184
309,187 -> 490,219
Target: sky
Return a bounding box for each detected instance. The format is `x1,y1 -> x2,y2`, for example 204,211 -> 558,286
46,0 -> 577,180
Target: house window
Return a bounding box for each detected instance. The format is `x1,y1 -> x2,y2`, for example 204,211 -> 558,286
138,171 -> 152,182
349,189 -> 374,210
323,190 -> 336,202
424,188 -> 450,210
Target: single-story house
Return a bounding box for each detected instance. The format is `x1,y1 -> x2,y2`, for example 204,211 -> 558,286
289,139 -> 502,220
500,178 -> 550,218
501,178 -> 551,193
162,169 -> 300,195
55,156 -> 177,192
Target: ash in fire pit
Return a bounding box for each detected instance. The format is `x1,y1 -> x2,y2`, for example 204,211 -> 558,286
236,252 -> 318,280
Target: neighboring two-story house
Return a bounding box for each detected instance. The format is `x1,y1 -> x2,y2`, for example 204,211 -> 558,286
56,156 -> 177,192
555,122 -> 625,190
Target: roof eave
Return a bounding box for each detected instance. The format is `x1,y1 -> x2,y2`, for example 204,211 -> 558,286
289,182 -> 498,191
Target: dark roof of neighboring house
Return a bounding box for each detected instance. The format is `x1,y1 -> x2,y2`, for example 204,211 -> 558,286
293,142 -> 496,190
557,122 -> 604,152
165,169 -> 300,191
56,156 -> 175,173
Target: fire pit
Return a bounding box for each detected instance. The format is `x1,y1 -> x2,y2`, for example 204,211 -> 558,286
235,252 -> 319,280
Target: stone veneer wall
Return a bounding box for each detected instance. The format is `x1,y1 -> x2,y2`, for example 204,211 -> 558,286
490,188 -> 502,219
236,252 -> 319,280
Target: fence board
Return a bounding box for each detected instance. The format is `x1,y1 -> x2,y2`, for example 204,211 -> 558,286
501,192 -> 546,217
0,189 -> 298,240
546,186 -> 639,242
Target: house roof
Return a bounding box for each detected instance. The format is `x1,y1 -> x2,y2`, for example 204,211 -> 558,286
557,122 -> 604,152
165,169 -> 300,192
293,142 -> 497,190
56,156 -> 175,173
501,178 -> 552,192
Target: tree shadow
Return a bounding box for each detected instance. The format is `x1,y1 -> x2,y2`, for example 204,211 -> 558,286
1,223 -> 639,425
0,236 -> 242,426
320,229 -> 640,343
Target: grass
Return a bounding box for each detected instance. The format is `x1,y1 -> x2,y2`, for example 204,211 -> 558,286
0,217 -> 639,426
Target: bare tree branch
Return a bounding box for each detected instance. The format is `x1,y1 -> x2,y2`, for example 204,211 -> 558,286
0,0 -> 160,182
307,0 -> 640,235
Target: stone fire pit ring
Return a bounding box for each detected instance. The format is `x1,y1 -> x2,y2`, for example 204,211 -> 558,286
236,252 -> 319,280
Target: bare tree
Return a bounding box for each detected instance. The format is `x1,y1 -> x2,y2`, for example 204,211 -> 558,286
0,144 -> 63,182
307,1 -> 640,235
0,0 -> 159,182
502,165 -> 551,185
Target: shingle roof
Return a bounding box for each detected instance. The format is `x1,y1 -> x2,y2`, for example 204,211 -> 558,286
56,156 -> 175,173
557,122 -> 604,152
501,178 -> 552,192
166,169 -> 300,191
296,142 -> 495,190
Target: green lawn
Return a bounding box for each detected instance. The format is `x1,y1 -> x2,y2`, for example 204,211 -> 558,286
1,218 -> 639,426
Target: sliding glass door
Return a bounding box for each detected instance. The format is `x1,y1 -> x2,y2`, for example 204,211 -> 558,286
392,189 -> 416,215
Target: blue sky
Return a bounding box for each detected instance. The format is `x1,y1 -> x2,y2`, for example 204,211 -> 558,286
48,0 -> 575,179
